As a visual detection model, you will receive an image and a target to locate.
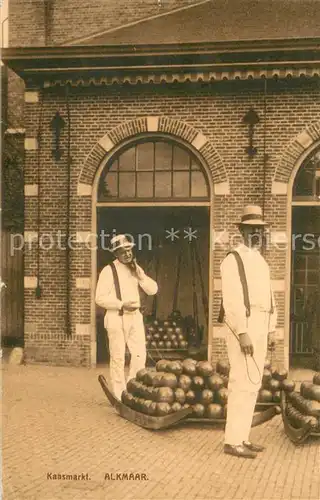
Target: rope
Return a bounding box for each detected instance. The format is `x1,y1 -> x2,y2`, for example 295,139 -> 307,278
244,354 -> 262,386
224,319 -> 262,386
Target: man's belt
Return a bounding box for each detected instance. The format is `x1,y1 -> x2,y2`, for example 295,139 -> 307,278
119,307 -> 141,316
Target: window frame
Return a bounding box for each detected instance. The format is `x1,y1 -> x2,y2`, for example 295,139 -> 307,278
97,137 -> 210,203
292,147 -> 320,202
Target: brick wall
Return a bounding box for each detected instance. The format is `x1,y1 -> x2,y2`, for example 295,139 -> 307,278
6,0 -> 203,169
24,333 -> 91,366
9,0 -> 201,46
7,72 -> 25,129
21,80 -> 320,366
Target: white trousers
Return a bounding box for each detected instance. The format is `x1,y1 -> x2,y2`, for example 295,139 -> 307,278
224,310 -> 269,446
104,310 -> 146,400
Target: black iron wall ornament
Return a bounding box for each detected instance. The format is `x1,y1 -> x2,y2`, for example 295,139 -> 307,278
50,111 -> 65,161
242,108 -> 260,158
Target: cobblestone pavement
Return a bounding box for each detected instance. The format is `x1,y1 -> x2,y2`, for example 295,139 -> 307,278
2,364 -> 320,500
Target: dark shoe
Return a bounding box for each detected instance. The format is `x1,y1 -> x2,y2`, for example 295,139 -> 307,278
243,441 -> 265,452
224,444 -> 257,459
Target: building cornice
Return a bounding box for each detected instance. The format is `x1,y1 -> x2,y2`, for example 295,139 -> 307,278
2,38 -> 320,87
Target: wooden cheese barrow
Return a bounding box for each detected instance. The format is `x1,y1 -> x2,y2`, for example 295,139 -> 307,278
98,374 -> 192,429
98,374 -> 280,430
280,391 -> 320,444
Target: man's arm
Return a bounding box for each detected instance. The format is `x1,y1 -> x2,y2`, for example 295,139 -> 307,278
95,265 -> 123,310
135,264 -> 158,296
221,253 -> 254,355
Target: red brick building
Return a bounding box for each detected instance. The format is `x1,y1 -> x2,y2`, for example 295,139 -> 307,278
3,0 -> 320,369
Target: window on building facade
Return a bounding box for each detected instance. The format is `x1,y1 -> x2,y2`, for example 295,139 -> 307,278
97,139 -> 209,202
293,148 -> 320,200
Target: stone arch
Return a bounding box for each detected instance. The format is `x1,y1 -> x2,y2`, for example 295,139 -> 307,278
273,120 -> 320,185
77,116 -> 229,194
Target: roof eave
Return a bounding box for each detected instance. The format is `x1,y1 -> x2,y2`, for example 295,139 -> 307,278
3,37 -> 320,58
2,37 -> 320,83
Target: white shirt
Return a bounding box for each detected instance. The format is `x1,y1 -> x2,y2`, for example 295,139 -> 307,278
220,244 -> 277,334
95,259 -> 158,311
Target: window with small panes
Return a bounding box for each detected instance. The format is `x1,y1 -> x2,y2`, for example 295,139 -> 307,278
97,139 -> 209,202
293,148 -> 320,200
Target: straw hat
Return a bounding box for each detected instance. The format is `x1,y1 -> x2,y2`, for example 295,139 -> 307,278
236,205 -> 268,226
108,234 -> 135,252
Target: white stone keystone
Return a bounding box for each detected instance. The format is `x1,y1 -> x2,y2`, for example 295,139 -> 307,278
213,181 -> 230,195
24,91 -> 39,103
76,278 -> 91,289
271,181 -> 288,195
24,184 -> 38,196
98,134 -> 115,152
147,116 -> 159,132
192,133 -> 207,151
296,131 -> 313,149
77,183 -> 92,196
24,138 -> 38,150
24,276 -> 37,288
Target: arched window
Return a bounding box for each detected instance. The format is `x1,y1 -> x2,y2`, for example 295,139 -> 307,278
97,138 -> 209,202
293,148 -> 320,200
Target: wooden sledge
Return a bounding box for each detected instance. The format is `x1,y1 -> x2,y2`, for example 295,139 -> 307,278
98,375 -> 280,430
180,405 -> 281,428
280,391 -> 320,444
98,374 -> 192,430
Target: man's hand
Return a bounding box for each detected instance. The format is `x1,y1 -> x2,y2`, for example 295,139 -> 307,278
130,260 -> 145,281
238,332 -> 254,356
122,301 -> 139,312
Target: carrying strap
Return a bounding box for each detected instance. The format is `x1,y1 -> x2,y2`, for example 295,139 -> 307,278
218,250 -> 250,323
218,250 -> 274,322
231,251 -> 251,318
110,262 -> 123,315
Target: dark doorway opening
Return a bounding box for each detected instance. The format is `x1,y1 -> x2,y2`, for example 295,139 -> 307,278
96,206 -> 210,364
290,206 -> 320,369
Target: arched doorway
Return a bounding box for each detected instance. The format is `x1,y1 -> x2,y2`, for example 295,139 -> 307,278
290,146 -> 320,368
94,135 -> 212,364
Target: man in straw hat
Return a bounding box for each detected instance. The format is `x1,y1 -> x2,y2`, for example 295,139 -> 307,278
95,234 -> 158,400
220,205 -> 277,458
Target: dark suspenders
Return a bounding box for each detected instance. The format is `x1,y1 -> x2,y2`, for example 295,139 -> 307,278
110,262 -> 123,316
109,262 -> 144,316
218,250 -> 274,323
231,251 -> 251,318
